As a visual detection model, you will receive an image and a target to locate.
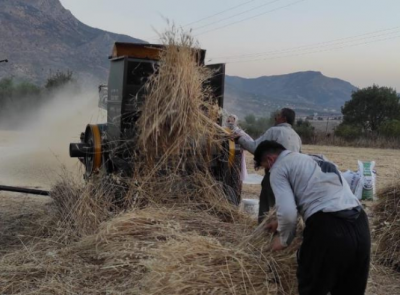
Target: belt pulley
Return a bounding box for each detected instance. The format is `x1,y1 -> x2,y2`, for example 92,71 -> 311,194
85,124 -> 102,176
69,124 -> 103,178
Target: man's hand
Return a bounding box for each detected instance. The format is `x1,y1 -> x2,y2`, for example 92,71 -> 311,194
229,133 -> 240,140
266,220 -> 278,233
271,235 -> 286,251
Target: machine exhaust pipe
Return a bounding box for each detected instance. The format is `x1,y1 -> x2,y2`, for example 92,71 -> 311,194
69,143 -> 89,158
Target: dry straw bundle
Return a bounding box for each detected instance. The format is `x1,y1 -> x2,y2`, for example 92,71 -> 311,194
374,182 -> 400,270
0,27 -> 300,294
128,26 -> 238,220
51,173 -> 118,236
138,29 -> 219,162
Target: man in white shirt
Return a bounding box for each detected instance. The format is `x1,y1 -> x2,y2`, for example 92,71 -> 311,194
235,108 -> 302,223
238,109 -> 302,154
254,140 -> 370,295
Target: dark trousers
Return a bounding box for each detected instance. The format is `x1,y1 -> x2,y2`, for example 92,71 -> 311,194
297,210 -> 371,295
258,172 -> 276,224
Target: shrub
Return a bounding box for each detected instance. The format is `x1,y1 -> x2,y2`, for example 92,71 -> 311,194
45,70 -> 75,91
239,114 -> 274,138
334,124 -> 362,140
379,120 -> 400,138
294,119 -> 315,143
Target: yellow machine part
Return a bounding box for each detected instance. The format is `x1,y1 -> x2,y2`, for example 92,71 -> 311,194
111,42 -> 206,65
224,128 -> 236,169
89,124 -> 102,172
112,43 -> 163,60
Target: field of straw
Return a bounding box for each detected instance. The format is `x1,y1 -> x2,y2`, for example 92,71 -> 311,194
1,30 -> 400,294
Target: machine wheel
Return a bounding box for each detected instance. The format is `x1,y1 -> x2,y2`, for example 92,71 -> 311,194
83,124 -> 103,178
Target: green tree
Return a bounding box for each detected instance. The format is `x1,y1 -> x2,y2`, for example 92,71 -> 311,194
341,85 -> 400,133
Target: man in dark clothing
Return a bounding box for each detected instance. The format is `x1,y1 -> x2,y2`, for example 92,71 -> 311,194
254,140 -> 371,295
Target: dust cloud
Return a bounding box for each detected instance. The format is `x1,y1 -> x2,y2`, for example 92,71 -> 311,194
0,86 -> 107,189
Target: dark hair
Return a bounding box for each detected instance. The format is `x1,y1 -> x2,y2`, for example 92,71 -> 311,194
254,140 -> 286,169
281,108 -> 296,126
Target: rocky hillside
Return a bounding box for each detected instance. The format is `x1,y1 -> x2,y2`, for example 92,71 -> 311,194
224,71 -> 357,118
0,0 -> 145,84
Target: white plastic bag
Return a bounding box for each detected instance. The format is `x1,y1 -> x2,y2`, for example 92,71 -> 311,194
342,170 -> 362,198
358,161 -> 376,201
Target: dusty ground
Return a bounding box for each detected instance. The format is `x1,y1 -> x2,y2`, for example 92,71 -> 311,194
1,137 -> 400,294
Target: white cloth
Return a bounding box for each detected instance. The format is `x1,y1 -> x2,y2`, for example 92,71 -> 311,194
233,129 -> 252,181
238,123 -> 302,154
270,151 -> 361,246
240,150 -> 248,181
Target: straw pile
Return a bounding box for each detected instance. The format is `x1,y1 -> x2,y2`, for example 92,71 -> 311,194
0,206 -> 300,294
374,182 -> 400,271
128,28 -> 233,218
0,27 -> 300,294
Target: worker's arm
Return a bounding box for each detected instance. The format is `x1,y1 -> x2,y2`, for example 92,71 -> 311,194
235,128 -> 252,141
238,129 -> 273,154
270,168 -> 298,247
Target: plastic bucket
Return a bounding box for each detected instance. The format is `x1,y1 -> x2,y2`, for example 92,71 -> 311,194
241,199 -> 259,219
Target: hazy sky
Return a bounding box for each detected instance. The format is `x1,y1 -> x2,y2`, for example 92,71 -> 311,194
60,0 -> 400,90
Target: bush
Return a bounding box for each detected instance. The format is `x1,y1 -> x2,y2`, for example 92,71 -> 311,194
0,78 -> 42,110
0,71 -> 76,128
379,120 -> 400,138
239,114 -> 274,138
334,124 -> 362,140
45,71 -> 75,91
294,119 -> 315,143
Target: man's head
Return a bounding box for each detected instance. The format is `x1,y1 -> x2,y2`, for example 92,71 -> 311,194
254,140 -> 286,170
226,114 -> 238,130
227,115 -> 237,125
275,108 -> 296,126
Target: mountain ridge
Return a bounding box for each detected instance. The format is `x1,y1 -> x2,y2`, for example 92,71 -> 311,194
0,0 -> 146,84
224,71 -> 357,117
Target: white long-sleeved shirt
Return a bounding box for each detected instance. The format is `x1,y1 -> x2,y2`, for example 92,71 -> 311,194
238,123 -> 302,154
270,151 -> 361,246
